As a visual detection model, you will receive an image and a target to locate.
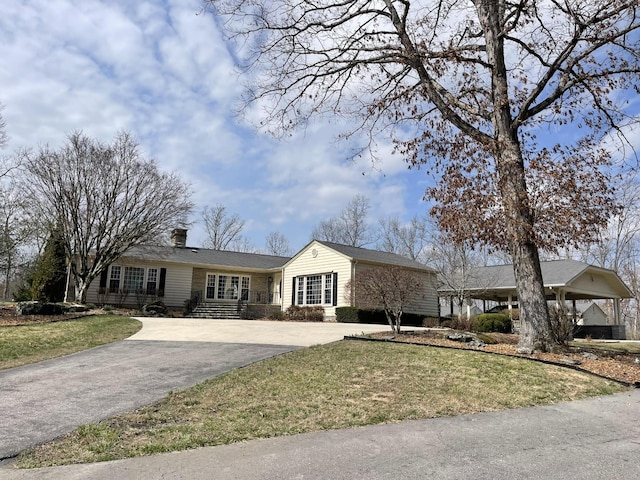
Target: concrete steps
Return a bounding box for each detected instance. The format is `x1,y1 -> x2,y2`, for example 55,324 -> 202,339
189,302 -> 243,319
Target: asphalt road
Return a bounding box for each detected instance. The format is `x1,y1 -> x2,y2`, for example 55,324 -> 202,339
0,339 -> 299,460
2,389 -> 639,480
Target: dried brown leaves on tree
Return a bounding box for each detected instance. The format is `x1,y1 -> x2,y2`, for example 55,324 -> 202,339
208,0 -> 640,352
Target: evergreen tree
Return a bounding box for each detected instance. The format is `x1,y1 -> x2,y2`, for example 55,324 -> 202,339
31,227 -> 67,302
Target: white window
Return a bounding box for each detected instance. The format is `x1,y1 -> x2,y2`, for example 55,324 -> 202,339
218,275 -> 229,299
107,266 -> 162,295
123,267 -> 145,293
297,276 -> 304,304
296,273 -> 335,305
109,266 -> 121,292
146,268 -> 158,294
211,274 -> 250,301
324,274 -> 333,306
206,274 -> 216,300
241,276 -> 250,301
306,275 -> 322,304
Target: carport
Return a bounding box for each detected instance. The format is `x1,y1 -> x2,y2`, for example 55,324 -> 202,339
438,259 -> 633,338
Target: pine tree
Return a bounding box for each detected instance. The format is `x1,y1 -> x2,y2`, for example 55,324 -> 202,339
31,227 -> 67,302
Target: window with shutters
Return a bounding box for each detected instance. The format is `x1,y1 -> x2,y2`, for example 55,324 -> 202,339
123,267 -> 145,293
295,273 -> 336,305
146,268 -> 158,294
109,266 -> 121,293
107,266 -> 163,295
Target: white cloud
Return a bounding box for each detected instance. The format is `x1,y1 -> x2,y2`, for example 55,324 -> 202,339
0,0 -> 426,252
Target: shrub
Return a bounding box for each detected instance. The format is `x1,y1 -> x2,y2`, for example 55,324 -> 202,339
15,301 -> 64,316
548,305 -> 575,345
449,315 -> 473,331
335,307 -> 360,323
471,314 -> 512,333
285,305 -> 324,322
422,317 -> 441,328
142,300 -> 168,316
268,309 -> 286,321
335,307 -> 426,327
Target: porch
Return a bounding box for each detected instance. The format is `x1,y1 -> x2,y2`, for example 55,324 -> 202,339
186,289 -> 282,319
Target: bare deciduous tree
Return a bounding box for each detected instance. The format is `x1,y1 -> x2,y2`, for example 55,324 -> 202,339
0,184 -> 34,298
0,102 -> 8,149
378,215 -> 429,262
311,194 -> 375,247
22,131 -> 193,303
265,231 -> 292,256
580,173 -> 640,338
208,0 -> 639,352
426,232 -> 490,320
202,204 -> 246,250
345,265 -> 424,334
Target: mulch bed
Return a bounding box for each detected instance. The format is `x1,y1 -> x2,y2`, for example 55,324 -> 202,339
365,330 -> 640,387
0,304 -> 88,327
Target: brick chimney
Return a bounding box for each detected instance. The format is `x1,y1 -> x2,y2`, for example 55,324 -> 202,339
170,228 -> 187,248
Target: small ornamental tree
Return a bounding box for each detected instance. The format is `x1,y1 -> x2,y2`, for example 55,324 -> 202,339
345,266 -> 424,334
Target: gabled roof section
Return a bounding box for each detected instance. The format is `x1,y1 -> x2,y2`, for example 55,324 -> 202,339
123,245 -> 290,270
316,241 -> 436,272
465,259 -> 591,290
440,259 -> 633,300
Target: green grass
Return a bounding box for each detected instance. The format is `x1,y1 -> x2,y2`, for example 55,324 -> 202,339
0,315 -> 142,369
17,340 -> 626,468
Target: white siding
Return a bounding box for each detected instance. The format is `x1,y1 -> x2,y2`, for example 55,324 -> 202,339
85,260 -> 193,309
283,242 -> 353,319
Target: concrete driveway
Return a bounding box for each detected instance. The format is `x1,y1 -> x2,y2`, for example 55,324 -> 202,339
0,318 -> 389,460
128,317 -> 391,345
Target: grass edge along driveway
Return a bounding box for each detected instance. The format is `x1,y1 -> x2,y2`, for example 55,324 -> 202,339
0,315 -> 142,370
18,339 -> 627,468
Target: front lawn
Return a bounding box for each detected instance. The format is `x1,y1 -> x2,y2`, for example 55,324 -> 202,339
17,339 -> 626,468
0,315 -> 142,369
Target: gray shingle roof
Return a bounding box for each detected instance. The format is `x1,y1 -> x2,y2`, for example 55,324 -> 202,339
124,245 -> 290,270
465,259 -> 594,290
316,241 -> 436,271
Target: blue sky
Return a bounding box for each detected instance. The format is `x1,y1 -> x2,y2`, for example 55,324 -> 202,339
0,0 -> 433,252
1,1 -> 638,255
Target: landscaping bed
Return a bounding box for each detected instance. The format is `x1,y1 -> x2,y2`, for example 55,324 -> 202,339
365,330 -> 640,386
0,303 -> 90,326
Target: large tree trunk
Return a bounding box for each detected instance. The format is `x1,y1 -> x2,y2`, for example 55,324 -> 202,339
478,0 -> 551,353
74,277 -> 89,304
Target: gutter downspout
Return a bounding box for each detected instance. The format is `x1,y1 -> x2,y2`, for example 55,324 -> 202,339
351,260 -> 357,305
